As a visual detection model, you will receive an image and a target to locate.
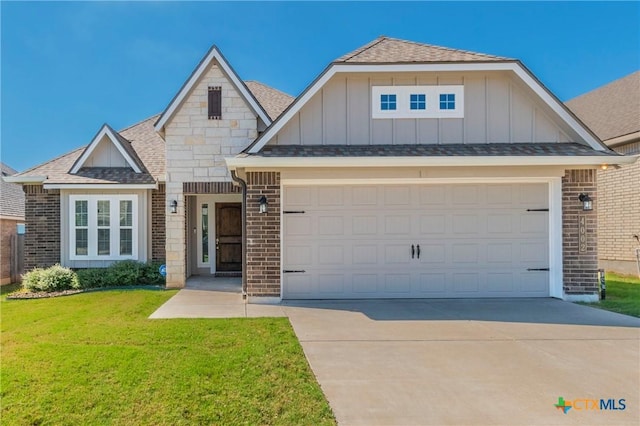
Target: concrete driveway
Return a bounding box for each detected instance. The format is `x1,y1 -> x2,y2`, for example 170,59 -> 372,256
284,299 -> 639,425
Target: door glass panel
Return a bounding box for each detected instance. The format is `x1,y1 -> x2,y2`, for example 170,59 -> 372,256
202,204 -> 209,263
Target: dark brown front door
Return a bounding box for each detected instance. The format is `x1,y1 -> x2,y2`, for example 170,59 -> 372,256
215,203 -> 242,271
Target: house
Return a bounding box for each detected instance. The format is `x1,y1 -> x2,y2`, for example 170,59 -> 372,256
1,163 -> 25,285
6,36 -> 637,302
566,71 -> 640,276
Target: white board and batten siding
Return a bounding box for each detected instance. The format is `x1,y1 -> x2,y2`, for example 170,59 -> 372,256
282,183 -> 550,299
271,72 -> 573,146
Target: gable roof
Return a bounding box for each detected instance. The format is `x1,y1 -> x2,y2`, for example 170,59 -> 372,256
335,36 -> 511,63
245,81 -> 294,120
10,115 -> 165,186
244,36 -> 606,154
69,123 -> 145,174
0,163 -> 25,219
565,71 -> 640,143
154,45 -> 271,132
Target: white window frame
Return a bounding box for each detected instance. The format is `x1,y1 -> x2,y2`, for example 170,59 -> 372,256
372,85 -> 464,119
69,195 -> 139,260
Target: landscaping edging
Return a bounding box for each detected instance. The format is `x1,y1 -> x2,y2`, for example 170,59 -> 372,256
6,285 -> 166,300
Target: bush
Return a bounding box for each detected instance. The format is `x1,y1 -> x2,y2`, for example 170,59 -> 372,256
22,265 -> 80,292
76,261 -> 165,289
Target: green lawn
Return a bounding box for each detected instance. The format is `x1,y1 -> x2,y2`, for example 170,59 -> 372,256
1,290 -> 335,425
583,272 -> 640,318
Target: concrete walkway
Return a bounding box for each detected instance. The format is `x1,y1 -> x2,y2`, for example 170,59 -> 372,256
150,290 -> 639,425
148,277 -> 286,318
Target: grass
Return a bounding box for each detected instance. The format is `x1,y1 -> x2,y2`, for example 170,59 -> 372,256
582,272 -> 640,318
1,290 -> 335,425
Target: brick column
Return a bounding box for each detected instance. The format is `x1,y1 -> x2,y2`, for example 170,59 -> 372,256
24,185 -> 60,270
165,182 -> 186,288
245,172 -> 281,298
562,170 -> 599,300
151,184 -> 166,262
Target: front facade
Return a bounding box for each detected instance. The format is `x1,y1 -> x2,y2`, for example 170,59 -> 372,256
8,37 -> 636,301
566,71 -> 640,276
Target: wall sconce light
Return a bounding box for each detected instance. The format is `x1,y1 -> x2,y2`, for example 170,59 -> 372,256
170,200 -> 178,214
258,195 -> 268,214
578,193 -> 593,211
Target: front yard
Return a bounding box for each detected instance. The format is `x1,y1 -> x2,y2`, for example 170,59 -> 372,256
1,290 -> 335,425
582,272 -> 640,318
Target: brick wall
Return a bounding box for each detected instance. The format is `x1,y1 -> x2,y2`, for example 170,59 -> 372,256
24,185 -> 60,270
597,143 -> 640,275
246,172 -> 281,297
562,170 -> 599,296
151,184 -> 166,262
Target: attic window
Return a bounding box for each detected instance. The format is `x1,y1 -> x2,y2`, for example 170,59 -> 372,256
208,86 -> 222,119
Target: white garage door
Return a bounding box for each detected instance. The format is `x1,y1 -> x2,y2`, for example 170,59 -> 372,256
282,183 -> 549,299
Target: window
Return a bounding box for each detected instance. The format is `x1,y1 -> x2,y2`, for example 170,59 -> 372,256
208,86 -> 222,119
70,195 -> 138,260
410,94 -> 426,110
439,94 -> 456,110
380,94 -> 397,110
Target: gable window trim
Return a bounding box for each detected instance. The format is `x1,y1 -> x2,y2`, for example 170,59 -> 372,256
69,194 -> 139,261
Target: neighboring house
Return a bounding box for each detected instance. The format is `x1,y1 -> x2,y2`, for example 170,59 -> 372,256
7,36 -> 637,302
1,163 -> 25,284
566,71 -> 640,276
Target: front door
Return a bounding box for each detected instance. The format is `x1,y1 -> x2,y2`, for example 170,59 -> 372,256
215,203 -> 242,271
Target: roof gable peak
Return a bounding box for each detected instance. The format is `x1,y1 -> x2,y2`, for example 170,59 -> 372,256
69,124 -> 144,174
154,44 -> 271,132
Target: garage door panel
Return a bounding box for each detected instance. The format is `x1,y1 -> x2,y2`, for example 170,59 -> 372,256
285,187 -> 312,206
283,183 -> 549,299
419,273 -> 446,293
353,244 -> 378,264
353,274 -> 378,294
353,215 -> 378,234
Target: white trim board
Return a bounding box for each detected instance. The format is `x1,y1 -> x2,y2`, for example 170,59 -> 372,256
44,183 -> 158,190
247,62 -> 605,154
154,45 -> 271,132
70,124 -> 142,174
227,155 -> 632,170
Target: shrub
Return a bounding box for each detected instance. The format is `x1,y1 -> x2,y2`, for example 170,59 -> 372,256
76,261 -> 165,289
22,265 -> 80,292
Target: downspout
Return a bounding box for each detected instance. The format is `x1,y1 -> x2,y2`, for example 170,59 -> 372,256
230,170 -> 248,300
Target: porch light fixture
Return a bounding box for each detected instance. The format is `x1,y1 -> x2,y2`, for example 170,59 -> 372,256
258,195 -> 268,214
578,193 -> 593,211
170,200 -> 178,214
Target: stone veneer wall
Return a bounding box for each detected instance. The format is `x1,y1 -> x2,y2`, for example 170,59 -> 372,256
151,184 -> 166,262
164,61 -> 258,287
24,185 -> 60,270
245,172 -> 281,297
597,142 -> 640,275
562,169 -> 599,296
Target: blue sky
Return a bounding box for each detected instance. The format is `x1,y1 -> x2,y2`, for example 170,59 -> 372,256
1,1 -> 639,172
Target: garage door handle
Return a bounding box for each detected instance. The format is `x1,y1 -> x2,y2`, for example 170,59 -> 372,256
527,268 -> 550,271
283,270 -> 306,273
411,244 -> 415,259
416,244 -> 420,259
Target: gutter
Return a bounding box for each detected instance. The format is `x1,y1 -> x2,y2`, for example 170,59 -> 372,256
230,170 -> 248,301
2,175 -> 47,184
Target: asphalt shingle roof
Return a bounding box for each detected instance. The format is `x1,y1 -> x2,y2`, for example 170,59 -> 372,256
15,115 -> 165,184
245,81 -> 294,120
1,163 -> 25,218
258,143 -> 619,158
335,36 -> 511,63
566,71 -> 640,142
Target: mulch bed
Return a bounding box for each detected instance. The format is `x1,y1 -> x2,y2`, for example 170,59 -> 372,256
6,285 -> 165,300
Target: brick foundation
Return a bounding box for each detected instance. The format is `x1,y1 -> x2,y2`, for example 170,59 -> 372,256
151,184 -> 166,262
24,185 -> 60,270
562,170 -> 599,296
245,172 -> 281,297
